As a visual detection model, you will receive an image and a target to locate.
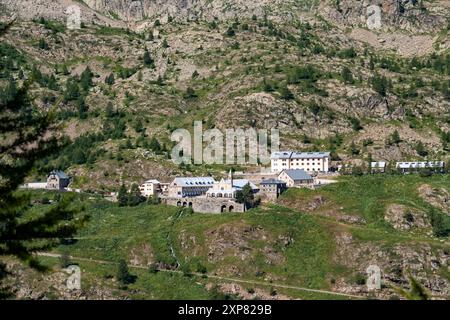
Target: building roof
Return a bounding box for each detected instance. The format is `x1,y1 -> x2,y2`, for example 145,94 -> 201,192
49,170 -> 69,179
280,169 -> 313,181
173,177 -> 215,187
290,152 -> 330,159
144,179 -> 160,184
271,151 -> 292,159
271,151 -> 330,159
261,179 -> 286,185
229,179 -> 258,190
396,161 -> 444,169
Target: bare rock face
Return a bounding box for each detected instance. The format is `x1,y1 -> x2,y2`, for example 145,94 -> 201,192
333,232 -> 449,298
321,0 -> 448,32
418,184 -> 450,215
384,204 -> 431,231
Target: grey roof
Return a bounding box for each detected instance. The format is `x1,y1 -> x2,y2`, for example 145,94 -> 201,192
261,179 -> 286,185
396,161 -> 444,169
50,170 -> 69,179
229,179 -> 258,190
271,151 -> 330,159
280,169 -> 313,181
271,151 -> 292,159
173,177 -> 215,187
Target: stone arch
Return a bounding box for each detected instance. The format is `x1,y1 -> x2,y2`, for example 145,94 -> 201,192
221,205 -> 227,213
188,202 -> 193,208
177,201 -> 181,207
182,202 -> 187,207
217,193 -> 223,198
229,206 -> 234,212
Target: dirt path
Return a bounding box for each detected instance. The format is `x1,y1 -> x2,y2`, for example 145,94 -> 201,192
37,252 -> 364,299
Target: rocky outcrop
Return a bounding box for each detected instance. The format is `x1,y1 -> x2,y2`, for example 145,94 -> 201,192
320,0 -> 448,32
384,204 -> 431,231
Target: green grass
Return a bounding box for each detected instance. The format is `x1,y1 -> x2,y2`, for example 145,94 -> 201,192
24,174 -> 449,299
280,174 -> 449,230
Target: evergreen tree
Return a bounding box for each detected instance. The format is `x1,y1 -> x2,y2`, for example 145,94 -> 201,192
80,67 -> 93,91
118,184 -> 128,207
341,66 -> 354,84
128,183 -> 145,207
105,73 -> 115,85
235,183 -> 255,209
116,259 -> 131,285
0,81 -> 87,297
143,48 -> 154,67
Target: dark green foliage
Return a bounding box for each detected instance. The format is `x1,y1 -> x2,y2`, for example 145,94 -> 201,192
105,73 -> 115,85
118,184 -> 128,207
143,48 -> 154,67
370,74 -> 391,96
184,87 -> 197,99
116,259 -> 132,285
0,80 -> 87,296
225,27 -> 236,37
80,67 -> 94,91
128,183 -> 145,207
387,130 -> 401,145
414,141 -> 428,157
235,183 -> 255,209
279,84 -> 294,100
341,66 -> 354,84
38,38 -> 50,50
349,117 -> 362,131
429,209 -> 450,238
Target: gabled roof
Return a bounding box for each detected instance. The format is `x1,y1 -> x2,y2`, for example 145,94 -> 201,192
230,179 -> 258,190
173,177 -> 215,187
49,170 -> 69,179
280,169 -> 313,181
261,179 -> 286,185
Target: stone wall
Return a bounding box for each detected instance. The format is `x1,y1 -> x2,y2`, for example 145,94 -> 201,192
162,197 -> 245,214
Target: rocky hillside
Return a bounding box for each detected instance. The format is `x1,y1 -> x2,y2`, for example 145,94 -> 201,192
0,0 -> 449,190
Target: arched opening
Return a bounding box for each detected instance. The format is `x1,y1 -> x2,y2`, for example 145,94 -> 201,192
188,202 -> 193,208
217,193 -> 223,198
182,202 -> 187,207
176,201 -> 181,207
220,205 -> 227,213
229,206 -> 234,212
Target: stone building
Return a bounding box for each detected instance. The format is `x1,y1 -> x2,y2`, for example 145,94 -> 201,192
278,169 -> 313,188
271,151 -> 330,173
168,177 -> 215,198
259,179 -> 287,201
206,171 -> 259,199
46,171 -> 70,190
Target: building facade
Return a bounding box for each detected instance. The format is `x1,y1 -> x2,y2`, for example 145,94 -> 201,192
396,161 -> 445,173
259,179 -> 287,201
46,171 -> 70,190
206,171 -> 259,199
168,177 -> 215,198
139,179 -> 161,197
271,151 -> 330,173
278,169 -> 314,187
371,162 -> 386,173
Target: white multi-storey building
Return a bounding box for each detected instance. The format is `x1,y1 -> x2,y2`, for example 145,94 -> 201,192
139,179 -> 161,197
271,151 -> 330,173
